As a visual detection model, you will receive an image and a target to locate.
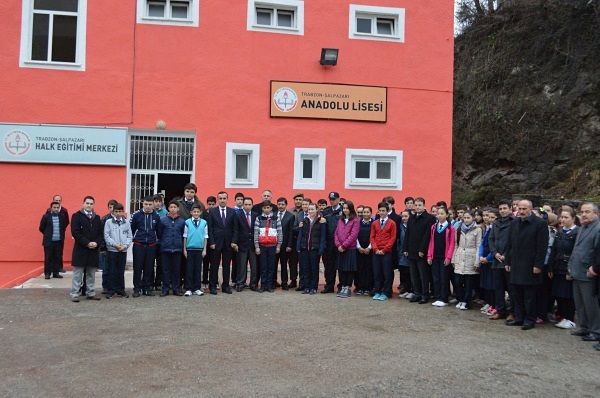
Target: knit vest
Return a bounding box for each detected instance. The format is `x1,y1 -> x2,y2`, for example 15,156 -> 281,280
357,220 -> 372,248
185,218 -> 207,249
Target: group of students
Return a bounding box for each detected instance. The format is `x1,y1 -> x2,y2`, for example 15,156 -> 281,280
40,186 -> 600,352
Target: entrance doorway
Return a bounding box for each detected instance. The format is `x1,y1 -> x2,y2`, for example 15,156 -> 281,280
158,173 -> 191,204
127,132 -> 196,214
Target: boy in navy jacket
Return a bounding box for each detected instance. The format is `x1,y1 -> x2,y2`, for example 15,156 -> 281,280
130,195 -> 161,297
157,200 -> 186,296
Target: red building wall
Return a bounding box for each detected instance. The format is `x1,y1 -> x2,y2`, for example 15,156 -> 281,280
0,0 -> 454,285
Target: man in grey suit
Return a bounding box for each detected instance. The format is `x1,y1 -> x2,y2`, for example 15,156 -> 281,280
568,202 -> 600,347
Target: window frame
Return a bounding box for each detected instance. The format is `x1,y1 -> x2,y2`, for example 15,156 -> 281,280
137,0 -> 199,27
19,0 -> 88,71
225,142 -> 260,188
345,149 -> 403,190
247,0 -> 304,35
293,148 -> 326,190
349,4 -> 405,42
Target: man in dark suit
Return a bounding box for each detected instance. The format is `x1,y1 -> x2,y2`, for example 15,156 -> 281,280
321,192 -> 343,293
274,197 -> 295,290
207,191 -> 235,294
70,196 -> 104,302
505,200 -> 549,330
232,197 -> 258,291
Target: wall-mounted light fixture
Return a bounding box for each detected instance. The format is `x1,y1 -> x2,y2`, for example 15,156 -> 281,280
320,48 -> 339,66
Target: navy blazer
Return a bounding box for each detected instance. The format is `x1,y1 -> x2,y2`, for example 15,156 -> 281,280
232,210 -> 258,251
207,206 -> 235,250
277,210 -> 295,249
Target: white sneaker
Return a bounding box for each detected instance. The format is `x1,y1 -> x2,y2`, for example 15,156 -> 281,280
193,289 -> 204,296
460,302 -> 468,310
480,304 -> 490,313
184,290 -> 192,296
437,302 -> 448,307
405,293 -> 415,300
399,292 -> 408,298
555,319 -> 576,329
432,300 -> 441,306
456,302 -> 463,309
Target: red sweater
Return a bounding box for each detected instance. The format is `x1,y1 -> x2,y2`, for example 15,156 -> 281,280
370,218 -> 397,253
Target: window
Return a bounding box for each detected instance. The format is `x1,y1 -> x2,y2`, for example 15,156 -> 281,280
137,0 -> 199,27
247,0 -> 304,35
345,149 -> 403,190
20,0 -> 87,70
349,4 -> 405,42
225,143 -> 260,188
293,148 -> 325,190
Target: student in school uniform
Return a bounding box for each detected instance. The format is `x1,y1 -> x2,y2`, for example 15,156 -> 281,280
427,206 -> 456,307
157,200 -> 186,296
183,204 -> 207,297
104,203 -> 133,299
355,206 -> 374,296
254,201 -> 283,293
334,201 -> 360,298
232,197 -> 259,291
452,211 -> 482,310
130,196 -> 161,297
297,203 -> 327,295
370,202 -> 397,302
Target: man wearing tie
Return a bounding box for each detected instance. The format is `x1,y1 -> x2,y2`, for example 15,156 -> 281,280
232,197 -> 258,291
275,197 -> 295,290
208,191 -> 235,294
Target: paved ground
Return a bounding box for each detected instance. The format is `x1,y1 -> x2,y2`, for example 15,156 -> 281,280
1,272 -> 599,397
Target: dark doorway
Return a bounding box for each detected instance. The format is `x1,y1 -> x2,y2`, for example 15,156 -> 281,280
157,173 -> 191,204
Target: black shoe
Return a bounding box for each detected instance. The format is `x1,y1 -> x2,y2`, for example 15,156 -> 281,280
144,290 -> 154,297
288,281 -> 297,289
418,298 -> 429,304
222,287 -> 233,294
154,286 -> 161,291
506,320 -> 524,326
593,342 -> 600,351
45,274 -> 51,280
275,282 -> 281,288
521,323 -> 535,330
257,288 -> 264,293
174,291 -> 184,296
132,291 -> 141,298
117,292 -> 129,298
52,274 -> 63,279
250,285 -> 257,292
236,286 -> 243,292
321,288 -> 334,294
282,285 -> 289,291
302,289 -> 310,294
210,289 -> 217,295
160,291 -> 169,297
267,288 -> 275,293
86,296 -> 101,301
582,334 -> 600,342
409,296 -> 420,303
105,294 -> 113,299
571,329 -> 589,337
295,286 -> 303,292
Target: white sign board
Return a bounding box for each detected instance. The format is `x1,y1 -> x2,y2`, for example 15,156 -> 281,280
0,124 -> 127,166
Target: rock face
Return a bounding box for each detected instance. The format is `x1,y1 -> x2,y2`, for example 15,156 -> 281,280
452,1 -> 600,206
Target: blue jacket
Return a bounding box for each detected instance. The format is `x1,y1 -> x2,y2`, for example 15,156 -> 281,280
158,215 -> 185,252
130,210 -> 160,244
479,226 -> 494,263
396,223 -> 409,267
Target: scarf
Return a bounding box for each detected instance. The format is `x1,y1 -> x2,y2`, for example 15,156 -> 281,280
460,221 -> 476,235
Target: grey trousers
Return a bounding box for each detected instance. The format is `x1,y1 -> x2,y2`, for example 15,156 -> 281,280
573,279 -> 600,336
70,266 -> 97,298
236,249 -> 258,286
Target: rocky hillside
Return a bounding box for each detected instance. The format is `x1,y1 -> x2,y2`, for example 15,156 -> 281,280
452,0 -> 600,205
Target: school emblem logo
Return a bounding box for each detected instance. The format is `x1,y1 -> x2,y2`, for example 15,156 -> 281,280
273,87 -> 298,112
4,130 -> 31,156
